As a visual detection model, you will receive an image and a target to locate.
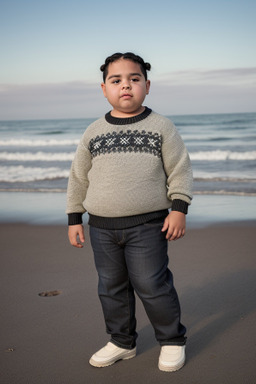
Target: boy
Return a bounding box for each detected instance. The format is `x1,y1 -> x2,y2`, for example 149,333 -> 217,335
67,52 -> 193,372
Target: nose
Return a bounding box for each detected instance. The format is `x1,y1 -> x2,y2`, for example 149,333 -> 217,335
122,81 -> 131,89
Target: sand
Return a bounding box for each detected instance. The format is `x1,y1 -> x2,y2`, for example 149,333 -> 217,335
1,222 -> 256,384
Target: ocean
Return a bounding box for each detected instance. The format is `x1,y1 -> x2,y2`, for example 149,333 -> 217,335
0,112 -> 256,225
0,112 -> 255,195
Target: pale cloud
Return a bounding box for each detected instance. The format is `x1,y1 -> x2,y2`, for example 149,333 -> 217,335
0,68 -> 256,120
0,82 -> 108,120
156,67 -> 256,86
147,67 -> 256,115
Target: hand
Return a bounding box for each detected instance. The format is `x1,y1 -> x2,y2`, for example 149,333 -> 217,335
161,211 -> 186,241
68,224 -> 85,248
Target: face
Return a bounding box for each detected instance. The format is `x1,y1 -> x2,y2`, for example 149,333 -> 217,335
101,58 -> 150,118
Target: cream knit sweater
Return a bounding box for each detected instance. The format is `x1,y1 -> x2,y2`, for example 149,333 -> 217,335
66,108 -> 193,219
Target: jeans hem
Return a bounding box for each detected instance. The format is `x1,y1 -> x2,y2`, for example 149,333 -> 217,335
159,337 -> 187,346
110,338 -> 137,350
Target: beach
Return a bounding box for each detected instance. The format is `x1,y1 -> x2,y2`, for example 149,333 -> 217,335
1,112 -> 256,383
1,198 -> 256,384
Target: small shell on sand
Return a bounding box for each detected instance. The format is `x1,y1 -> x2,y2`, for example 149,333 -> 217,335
5,348 -> 15,352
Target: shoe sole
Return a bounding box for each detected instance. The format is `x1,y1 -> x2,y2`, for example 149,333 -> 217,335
89,349 -> 136,368
158,357 -> 185,372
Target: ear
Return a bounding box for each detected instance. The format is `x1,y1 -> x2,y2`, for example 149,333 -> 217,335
146,80 -> 150,95
101,82 -> 107,97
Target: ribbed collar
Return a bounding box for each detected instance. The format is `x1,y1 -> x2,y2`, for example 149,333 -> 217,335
105,107 -> 152,125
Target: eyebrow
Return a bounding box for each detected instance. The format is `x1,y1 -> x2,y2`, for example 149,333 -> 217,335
107,72 -> 142,80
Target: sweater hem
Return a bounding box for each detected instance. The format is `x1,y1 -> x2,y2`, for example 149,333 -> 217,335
88,209 -> 169,230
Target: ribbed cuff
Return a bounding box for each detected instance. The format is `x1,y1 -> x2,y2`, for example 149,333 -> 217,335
171,199 -> 189,214
68,213 -> 83,225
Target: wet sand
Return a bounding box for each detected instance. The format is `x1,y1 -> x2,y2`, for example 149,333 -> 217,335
1,222 -> 256,384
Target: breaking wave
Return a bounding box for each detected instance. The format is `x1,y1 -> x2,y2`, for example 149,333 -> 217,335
0,152 -> 75,161
0,139 -> 79,147
0,165 -> 70,182
1,150 -> 256,162
190,150 -> 256,161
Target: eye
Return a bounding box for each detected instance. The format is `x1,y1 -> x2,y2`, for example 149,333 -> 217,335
112,79 -> 120,84
131,78 -> 139,82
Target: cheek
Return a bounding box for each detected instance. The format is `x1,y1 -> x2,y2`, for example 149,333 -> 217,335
137,86 -> 148,98
107,88 -> 119,100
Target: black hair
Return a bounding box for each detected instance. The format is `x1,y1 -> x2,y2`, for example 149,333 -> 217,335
100,52 -> 151,82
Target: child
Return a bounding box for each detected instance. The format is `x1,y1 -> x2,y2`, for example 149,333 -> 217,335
66,52 -> 193,372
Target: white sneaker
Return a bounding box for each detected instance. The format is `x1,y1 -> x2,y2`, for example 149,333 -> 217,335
158,345 -> 185,372
89,342 -> 136,368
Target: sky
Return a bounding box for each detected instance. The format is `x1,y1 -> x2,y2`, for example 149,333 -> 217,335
0,0 -> 256,120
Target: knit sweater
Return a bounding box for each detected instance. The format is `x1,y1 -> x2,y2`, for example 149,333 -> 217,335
66,107 -> 193,227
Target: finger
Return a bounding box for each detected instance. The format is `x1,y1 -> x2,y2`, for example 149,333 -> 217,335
69,233 -> 83,248
166,227 -> 175,240
174,229 -> 185,241
73,238 -> 84,248
169,233 -> 177,241
76,233 -> 84,248
78,229 -> 85,244
75,242 -> 84,248
169,228 -> 180,241
166,232 -> 172,240
161,219 -> 169,232
175,229 -> 183,240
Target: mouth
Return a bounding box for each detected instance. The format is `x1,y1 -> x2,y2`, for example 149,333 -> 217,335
121,93 -> 132,98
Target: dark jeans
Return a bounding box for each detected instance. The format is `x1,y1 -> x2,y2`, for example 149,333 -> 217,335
89,221 -> 186,349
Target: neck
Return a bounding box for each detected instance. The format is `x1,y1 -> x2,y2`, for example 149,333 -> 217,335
110,106 -> 145,118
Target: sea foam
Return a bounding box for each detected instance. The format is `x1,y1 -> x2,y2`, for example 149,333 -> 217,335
0,139 -> 80,146
0,152 -> 75,161
190,150 -> 256,161
0,165 -> 70,182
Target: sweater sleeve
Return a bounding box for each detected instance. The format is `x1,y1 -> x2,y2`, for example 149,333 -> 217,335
161,121 -> 193,205
66,136 -> 92,217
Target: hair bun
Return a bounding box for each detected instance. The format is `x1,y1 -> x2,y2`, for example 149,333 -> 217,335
100,64 -> 106,72
144,62 -> 151,71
